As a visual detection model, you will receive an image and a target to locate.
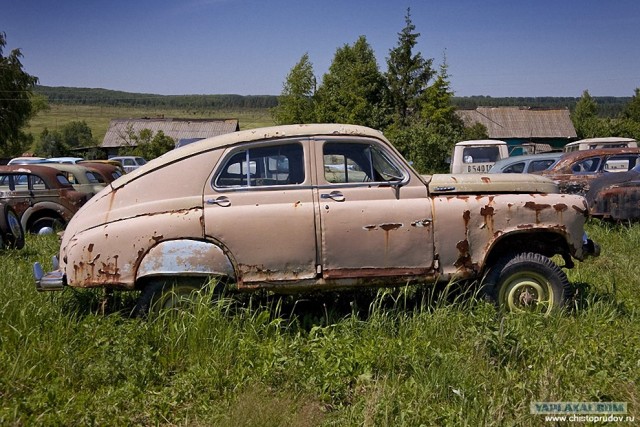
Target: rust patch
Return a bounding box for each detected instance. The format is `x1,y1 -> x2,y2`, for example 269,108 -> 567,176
553,203 -> 568,213
524,201 -> 551,223
454,239 -> 474,269
363,225 -> 377,231
379,223 -> 402,231
481,177 -> 491,183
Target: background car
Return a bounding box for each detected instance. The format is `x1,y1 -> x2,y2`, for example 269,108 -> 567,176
0,165 -> 88,234
586,163 -> 640,221
109,156 -> 147,173
538,147 -> 640,194
489,152 -> 562,174
0,201 -> 25,250
39,163 -> 109,198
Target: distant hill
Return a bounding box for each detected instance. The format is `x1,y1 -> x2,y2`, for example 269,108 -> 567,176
34,86 -> 631,118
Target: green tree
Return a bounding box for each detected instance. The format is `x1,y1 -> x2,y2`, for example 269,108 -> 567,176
572,90 -> 599,138
420,59 -> 461,128
315,36 -> 390,129
272,53 -> 316,124
0,32 -> 40,156
119,128 -> 175,159
36,128 -> 66,157
34,121 -> 95,157
385,8 -> 434,127
622,88 -> 640,122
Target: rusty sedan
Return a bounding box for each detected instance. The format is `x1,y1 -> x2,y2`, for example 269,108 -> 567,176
586,163 -> 640,221
34,124 -> 599,314
0,165 -> 88,234
538,147 -> 640,195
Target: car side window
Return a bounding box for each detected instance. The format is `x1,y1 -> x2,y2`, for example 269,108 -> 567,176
503,162 -> 525,173
528,159 -> 555,173
323,142 -> 404,184
30,175 -> 48,190
214,143 -> 305,188
572,158 -> 601,173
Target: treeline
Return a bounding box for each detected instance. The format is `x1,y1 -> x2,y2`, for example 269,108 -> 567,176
35,86 -> 631,117
34,86 -> 279,109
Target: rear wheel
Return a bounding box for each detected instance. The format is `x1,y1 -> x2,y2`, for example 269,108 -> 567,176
484,252 -> 571,314
29,217 -> 64,235
0,204 -> 25,249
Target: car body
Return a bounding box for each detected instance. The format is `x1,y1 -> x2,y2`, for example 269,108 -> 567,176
42,157 -> 85,164
78,160 -> 126,178
0,165 -> 88,233
449,140 -> 508,174
563,137 -> 637,153
489,152 -> 563,174
586,163 -> 640,221
7,157 -> 46,165
34,124 -> 598,314
109,156 -> 147,173
38,163 -> 109,197
538,148 -> 640,194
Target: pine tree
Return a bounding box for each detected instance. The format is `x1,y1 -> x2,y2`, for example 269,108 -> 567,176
385,8 -> 434,127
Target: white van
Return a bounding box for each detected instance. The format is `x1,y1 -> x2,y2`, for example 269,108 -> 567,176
563,137 -> 637,153
450,140 -> 508,174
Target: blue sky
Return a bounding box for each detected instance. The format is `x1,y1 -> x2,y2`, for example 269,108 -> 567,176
2,0 -> 639,97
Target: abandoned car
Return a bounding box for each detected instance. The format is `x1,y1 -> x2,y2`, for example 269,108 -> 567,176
0,164 -> 88,234
489,152 -> 563,174
538,147 -> 640,195
34,124 -> 599,314
586,163 -> 640,222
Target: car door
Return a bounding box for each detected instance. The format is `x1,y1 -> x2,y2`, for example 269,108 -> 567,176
202,139 -> 318,283
314,137 -> 435,279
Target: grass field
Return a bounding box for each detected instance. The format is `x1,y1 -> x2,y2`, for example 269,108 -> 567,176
0,220 -> 638,425
26,104 -> 276,143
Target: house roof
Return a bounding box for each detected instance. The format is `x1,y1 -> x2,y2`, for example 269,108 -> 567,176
101,118 -> 240,148
456,107 -> 577,139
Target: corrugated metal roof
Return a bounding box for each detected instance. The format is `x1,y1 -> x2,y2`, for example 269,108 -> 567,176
101,118 -> 240,148
456,107 -> 577,139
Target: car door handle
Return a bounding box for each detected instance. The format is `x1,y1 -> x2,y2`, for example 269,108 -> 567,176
320,191 -> 345,202
206,196 -> 231,207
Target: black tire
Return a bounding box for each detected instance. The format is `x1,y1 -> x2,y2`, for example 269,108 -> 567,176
29,217 -> 64,235
134,278 -> 210,316
0,204 -> 25,249
484,252 -> 571,314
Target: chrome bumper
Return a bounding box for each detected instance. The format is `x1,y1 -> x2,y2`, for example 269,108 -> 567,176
33,257 -> 66,292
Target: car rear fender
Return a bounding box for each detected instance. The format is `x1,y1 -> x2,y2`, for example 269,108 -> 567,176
20,202 -> 72,229
136,239 -> 236,282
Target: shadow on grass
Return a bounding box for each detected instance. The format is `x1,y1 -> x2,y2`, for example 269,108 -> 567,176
58,280 -> 485,328
570,281 -> 628,314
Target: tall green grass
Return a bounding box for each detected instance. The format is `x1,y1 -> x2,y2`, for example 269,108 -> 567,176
0,220 -> 638,425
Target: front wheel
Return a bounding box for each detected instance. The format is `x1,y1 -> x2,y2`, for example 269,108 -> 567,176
484,252 -> 572,314
134,278 -> 211,316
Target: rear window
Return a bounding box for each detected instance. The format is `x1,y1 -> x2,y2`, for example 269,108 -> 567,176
462,146 -> 501,163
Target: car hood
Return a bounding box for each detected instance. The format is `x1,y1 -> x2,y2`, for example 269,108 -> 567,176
426,173 -> 559,194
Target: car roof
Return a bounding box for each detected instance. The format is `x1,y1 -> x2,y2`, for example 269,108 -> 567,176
490,152 -> 563,172
107,124 -> 389,190
0,164 -> 74,186
455,139 -> 507,146
543,147 -> 640,173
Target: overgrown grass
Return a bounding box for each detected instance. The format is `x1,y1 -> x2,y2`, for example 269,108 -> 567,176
0,220 -> 638,425
26,104 -> 276,143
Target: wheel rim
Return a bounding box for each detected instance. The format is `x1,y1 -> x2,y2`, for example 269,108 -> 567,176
499,271 -> 554,313
7,210 -> 22,238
